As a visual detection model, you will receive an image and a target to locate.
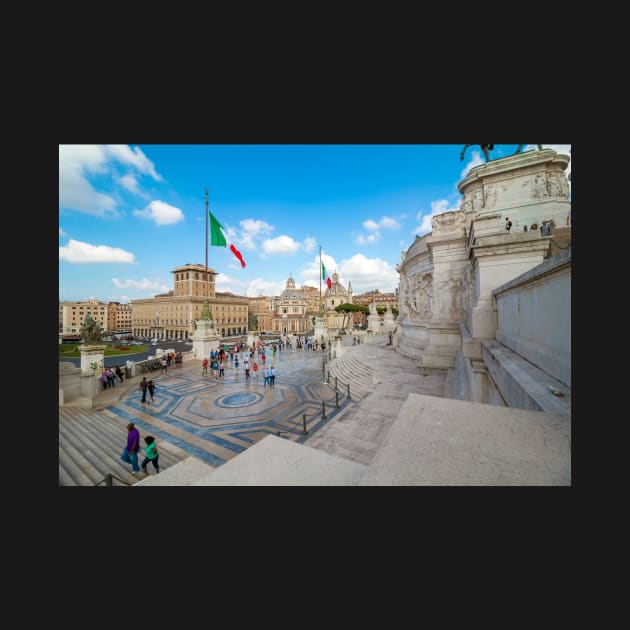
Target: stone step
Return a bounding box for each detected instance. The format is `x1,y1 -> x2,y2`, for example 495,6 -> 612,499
59,406 -> 188,486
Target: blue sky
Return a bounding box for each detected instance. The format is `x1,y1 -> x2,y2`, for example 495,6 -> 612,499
59,144 -> 570,303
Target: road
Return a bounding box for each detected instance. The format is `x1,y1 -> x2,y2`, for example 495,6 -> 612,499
58,340 -> 194,369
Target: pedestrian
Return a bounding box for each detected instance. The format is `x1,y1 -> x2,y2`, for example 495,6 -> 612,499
252,361 -> 259,381
270,365 -> 276,389
115,365 -> 124,383
263,366 -> 270,389
160,357 -> 167,374
139,376 -> 149,403
120,422 -> 141,472
140,436 -> 160,476
202,357 -> 208,375
147,379 -> 155,404
505,217 -> 512,232
219,361 -> 225,378
107,368 -> 116,388
101,369 -> 109,390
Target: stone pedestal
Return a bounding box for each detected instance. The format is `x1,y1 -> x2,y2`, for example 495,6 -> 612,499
247,332 -> 259,347
422,321 -> 462,369
314,315 -> 328,343
367,313 -> 381,333
80,344 -> 106,375
382,306 -> 395,333
192,318 -> 221,359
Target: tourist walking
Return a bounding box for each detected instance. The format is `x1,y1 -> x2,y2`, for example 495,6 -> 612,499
161,357 -> 168,374
107,368 -> 116,388
139,377 -> 149,403
202,358 -> 208,375
252,361 -> 259,381
140,436 -> 160,476
148,379 -> 155,404
115,365 -> 124,383
270,365 -> 276,389
120,422 -> 141,472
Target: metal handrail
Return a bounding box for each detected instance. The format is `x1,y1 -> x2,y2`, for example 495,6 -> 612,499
94,473 -> 132,486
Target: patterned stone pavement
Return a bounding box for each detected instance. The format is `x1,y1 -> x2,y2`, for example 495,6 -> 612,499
100,348 -> 348,469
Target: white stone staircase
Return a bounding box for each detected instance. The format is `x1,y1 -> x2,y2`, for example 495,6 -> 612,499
59,406 -> 190,486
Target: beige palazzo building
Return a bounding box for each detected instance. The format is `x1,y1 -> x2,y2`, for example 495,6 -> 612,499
131,263 -> 248,340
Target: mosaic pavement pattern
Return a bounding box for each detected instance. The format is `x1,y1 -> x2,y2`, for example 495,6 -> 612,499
104,349 -> 349,469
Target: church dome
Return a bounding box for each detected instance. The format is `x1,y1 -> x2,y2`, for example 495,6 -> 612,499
279,275 -> 300,300
325,271 -> 347,297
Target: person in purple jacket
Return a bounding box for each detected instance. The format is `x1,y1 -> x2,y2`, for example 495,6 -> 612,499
120,422 -> 141,472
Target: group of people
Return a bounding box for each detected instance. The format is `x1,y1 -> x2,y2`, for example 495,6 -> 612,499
100,366 -> 125,390
138,376 -> 156,403
120,422 -> 159,475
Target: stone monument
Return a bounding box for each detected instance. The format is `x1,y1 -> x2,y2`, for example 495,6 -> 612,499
313,312 -> 328,344
367,301 -> 381,334
382,304 -> 395,333
192,299 -> 221,359
397,147 -> 571,371
78,315 -> 106,375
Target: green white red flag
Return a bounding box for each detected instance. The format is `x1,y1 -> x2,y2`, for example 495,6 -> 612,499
209,211 -> 246,268
322,261 -> 331,289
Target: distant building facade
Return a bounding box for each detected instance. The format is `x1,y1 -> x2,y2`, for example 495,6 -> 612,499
271,275 -> 310,335
352,290 -> 398,327
59,300 -> 109,337
323,271 -> 353,331
131,263 -> 248,340
248,296 -> 274,333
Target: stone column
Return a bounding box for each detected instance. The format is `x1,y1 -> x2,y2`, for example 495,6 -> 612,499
421,211 -> 469,369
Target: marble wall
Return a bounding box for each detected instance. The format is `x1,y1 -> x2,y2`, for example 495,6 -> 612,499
396,148 -> 571,408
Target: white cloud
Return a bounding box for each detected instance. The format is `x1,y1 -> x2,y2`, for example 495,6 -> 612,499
412,198 -> 459,237
262,235 -> 301,256
133,200 -> 184,225
104,145 -> 162,181
238,218 -> 274,250
216,273 -> 283,298
303,237 -> 316,253
460,150 -> 484,178
379,216 -> 399,229
300,253 -> 339,288
59,227 -> 67,237
356,232 -> 380,244
117,173 -> 141,194
298,252 -> 398,294
340,254 -> 399,293
59,239 -> 136,264
357,215 -> 399,244
111,278 -> 169,292
59,144 -> 162,217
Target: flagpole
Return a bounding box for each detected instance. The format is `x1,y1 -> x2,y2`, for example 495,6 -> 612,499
319,245 -> 322,312
201,187 -> 211,320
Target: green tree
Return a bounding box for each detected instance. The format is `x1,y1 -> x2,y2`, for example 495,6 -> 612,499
335,303 -> 368,330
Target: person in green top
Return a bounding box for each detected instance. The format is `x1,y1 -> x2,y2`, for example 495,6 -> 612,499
141,436 -> 160,475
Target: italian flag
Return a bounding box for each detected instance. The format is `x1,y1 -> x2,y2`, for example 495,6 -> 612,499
322,261 -> 332,289
209,211 -> 246,268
